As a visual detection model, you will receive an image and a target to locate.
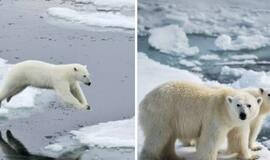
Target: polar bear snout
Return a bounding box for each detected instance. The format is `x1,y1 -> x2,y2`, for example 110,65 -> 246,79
85,82 -> 91,86
239,112 -> 247,120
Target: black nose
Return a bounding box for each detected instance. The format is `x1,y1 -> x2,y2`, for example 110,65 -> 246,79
239,113 -> 246,120
87,105 -> 91,110
86,82 -> 91,86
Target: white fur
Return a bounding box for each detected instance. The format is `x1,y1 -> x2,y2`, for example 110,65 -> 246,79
227,88 -> 270,154
0,60 -> 91,110
139,81 -> 261,160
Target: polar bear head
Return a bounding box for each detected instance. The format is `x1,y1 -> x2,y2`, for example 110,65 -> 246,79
226,92 -> 262,123
72,64 -> 91,86
258,88 -> 270,108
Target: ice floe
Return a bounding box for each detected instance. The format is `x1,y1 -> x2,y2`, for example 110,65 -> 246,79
138,52 -> 202,101
75,0 -> 134,9
47,7 -> 134,30
44,143 -> 64,152
230,54 -> 258,60
139,0 -> 270,50
200,54 -> 220,61
148,25 -> 199,56
215,34 -> 269,51
71,118 -> 134,148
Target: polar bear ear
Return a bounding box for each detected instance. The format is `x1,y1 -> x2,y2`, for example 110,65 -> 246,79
257,97 -> 263,106
84,65 -> 87,68
226,96 -> 233,104
74,67 -> 78,71
259,88 -> 264,94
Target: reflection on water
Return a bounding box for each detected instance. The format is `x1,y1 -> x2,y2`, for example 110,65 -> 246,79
0,130 -> 87,160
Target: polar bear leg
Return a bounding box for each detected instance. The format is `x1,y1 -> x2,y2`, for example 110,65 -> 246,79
140,126 -> 174,160
228,126 -> 257,160
161,137 -> 183,160
197,125 -> 226,160
71,83 -> 88,105
6,86 -> 27,103
0,83 -> 25,106
141,134 -> 172,160
55,83 -> 85,109
249,117 -> 264,151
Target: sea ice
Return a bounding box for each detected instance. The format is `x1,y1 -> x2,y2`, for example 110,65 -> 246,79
75,0 -> 134,8
70,118 -> 134,148
148,25 -> 199,56
44,144 -> 64,152
200,54 -> 220,61
215,34 -> 269,51
47,7 -> 134,29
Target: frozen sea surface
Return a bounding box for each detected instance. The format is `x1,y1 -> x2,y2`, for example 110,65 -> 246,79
46,0 -> 134,31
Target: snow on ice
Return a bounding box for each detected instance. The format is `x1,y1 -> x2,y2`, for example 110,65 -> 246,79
148,25 -> 199,56
47,7 -> 134,29
75,0 -> 134,9
44,144 -> 64,152
215,34 -> 269,51
71,118 -> 134,148
139,0 -> 270,50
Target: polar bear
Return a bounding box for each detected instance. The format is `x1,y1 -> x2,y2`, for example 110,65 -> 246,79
139,81 -> 262,160
0,60 -> 91,110
227,87 -> 270,153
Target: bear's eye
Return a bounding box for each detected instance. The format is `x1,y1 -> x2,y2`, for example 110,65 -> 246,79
83,75 -> 87,78
247,104 -> 251,108
237,104 -> 241,107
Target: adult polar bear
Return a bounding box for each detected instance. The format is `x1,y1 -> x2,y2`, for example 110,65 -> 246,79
139,81 -> 262,160
0,60 -> 91,110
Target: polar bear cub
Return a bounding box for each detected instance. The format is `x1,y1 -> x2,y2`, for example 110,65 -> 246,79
0,60 -> 91,110
227,87 -> 270,153
139,81 -> 262,160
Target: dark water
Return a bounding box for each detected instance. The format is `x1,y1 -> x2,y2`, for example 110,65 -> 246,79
0,0 -> 134,159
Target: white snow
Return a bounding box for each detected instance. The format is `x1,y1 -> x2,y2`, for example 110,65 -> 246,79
47,7 -> 134,29
148,25 -> 199,56
220,66 -> 246,77
44,144 -> 63,152
138,52 -> 202,102
200,54 -> 220,60
71,118 -> 134,148
230,54 -> 258,60
75,0 -> 134,8
218,60 -> 256,65
179,59 -> 197,67
138,52 -> 270,159
215,34 -> 269,51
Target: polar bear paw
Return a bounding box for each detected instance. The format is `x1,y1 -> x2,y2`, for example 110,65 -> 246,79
237,154 -> 259,160
248,155 -> 260,160
250,143 -> 263,151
